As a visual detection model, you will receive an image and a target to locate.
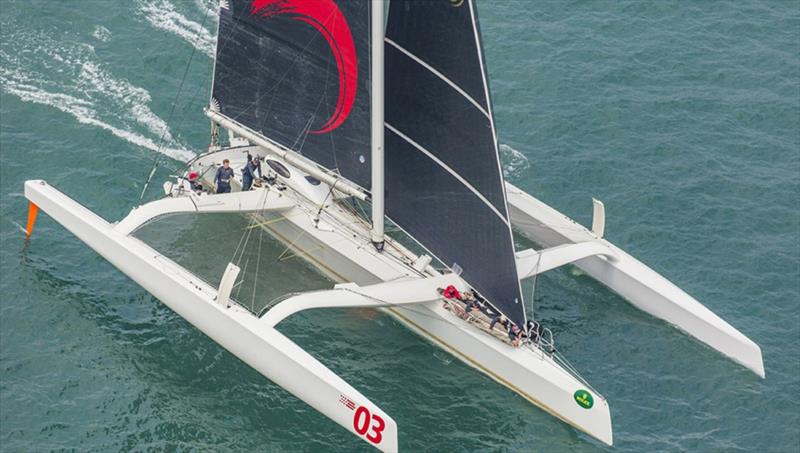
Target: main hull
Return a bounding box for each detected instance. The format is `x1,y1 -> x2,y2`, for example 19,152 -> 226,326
189,151 -> 614,444
250,191 -> 613,445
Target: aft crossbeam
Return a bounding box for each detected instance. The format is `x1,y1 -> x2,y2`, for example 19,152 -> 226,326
515,242 -> 619,280
261,275 -> 465,327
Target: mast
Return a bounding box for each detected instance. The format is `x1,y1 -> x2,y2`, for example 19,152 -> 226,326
370,0 -> 385,249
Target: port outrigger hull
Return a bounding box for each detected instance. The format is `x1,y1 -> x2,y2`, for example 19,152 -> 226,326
505,183 -> 764,378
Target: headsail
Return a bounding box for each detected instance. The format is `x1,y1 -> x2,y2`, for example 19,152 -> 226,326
384,0 -> 526,327
211,0 -> 372,188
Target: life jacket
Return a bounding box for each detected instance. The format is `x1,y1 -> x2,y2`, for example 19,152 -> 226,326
443,285 -> 461,300
217,167 -> 233,185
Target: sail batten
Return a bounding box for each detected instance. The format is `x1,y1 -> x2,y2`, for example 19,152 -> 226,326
384,38 -> 490,120
384,122 -> 509,225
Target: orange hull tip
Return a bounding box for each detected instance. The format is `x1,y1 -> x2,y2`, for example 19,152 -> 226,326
25,201 -> 39,238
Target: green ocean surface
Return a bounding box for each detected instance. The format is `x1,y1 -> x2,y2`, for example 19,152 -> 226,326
1,1 -> 798,451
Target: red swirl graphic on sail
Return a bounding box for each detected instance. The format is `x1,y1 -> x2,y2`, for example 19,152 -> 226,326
251,0 -> 358,134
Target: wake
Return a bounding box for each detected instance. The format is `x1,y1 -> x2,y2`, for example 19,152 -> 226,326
2,76 -> 194,162
138,0 -> 216,59
499,143 -> 531,180
0,30 -> 195,162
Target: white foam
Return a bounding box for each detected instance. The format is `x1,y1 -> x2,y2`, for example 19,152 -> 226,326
1,68 -> 194,161
499,143 -> 531,180
78,61 -> 175,142
0,29 -> 195,163
194,0 -> 219,19
92,25 -> 111,42
139,0 -> 216,59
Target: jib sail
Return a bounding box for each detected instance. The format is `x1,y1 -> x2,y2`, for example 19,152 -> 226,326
384,0 -> 526,327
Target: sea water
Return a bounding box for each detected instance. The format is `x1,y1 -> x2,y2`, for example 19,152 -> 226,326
1,1 -> 798,451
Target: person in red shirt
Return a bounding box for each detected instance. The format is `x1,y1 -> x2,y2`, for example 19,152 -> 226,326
439,285 -> 461,300
438,285 -> 469,318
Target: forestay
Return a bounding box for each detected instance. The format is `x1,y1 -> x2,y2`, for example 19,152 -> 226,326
384,0 -> 526,327
211,0 -> 372,189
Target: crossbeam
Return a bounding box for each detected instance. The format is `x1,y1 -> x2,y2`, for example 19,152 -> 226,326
261,275 -> 465,327
114,188 -> 295,235
516,242 -> 619,280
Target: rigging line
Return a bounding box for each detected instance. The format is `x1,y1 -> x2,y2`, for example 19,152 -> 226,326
233,187 -> 272,298
276,229 -> 307,262
170,60 -> 215,162
250,190 -> 271,312
229,188 -> 269,265
140,5 -> 212,200
290,116 -> 315,153
235,188 -> 271,264
527,250 -> 542,322
314,180 -> 337,223
320,202 -> 424,275
233,257 -> 249,300
277,243 -> 329,262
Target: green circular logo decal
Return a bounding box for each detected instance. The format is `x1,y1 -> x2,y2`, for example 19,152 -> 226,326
573,390 -> 594,409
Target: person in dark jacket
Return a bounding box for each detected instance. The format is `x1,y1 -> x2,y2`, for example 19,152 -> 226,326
508,324 -> 523,346
461,290 -> 482,314
490,314 -> 509,332
242,156 -> 262,191
215,159 -> 234,194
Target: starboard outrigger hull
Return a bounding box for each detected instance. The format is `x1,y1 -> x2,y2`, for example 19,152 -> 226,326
505,183 -> 765,378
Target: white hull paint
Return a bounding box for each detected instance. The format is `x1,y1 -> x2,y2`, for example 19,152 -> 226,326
24,174 -> 613,449
24,180 -> 400,451
187,152 -> 615,444
24,147 -> 763,449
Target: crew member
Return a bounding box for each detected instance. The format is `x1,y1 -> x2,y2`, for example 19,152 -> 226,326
508,323 -> 523,346
242,156 -> 262,191
490,314 -> 509,332
187,171 -> 203,193
438,285 -> 462,300
215,159 -> 234,194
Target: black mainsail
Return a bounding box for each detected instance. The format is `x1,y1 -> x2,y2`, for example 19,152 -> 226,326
211,0 -> 372,188
384,0 -> 526,327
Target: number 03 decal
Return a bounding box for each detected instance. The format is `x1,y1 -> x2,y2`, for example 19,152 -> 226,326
353,406 -> 386,444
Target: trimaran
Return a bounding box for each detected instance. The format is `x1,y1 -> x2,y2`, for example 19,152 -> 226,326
23,0 -> 764,450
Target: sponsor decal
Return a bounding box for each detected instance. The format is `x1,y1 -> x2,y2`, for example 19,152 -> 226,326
250,0 -> 358,134
338,394 -> 356,411
339,395 -> 386,445
574,389 -> 594,409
